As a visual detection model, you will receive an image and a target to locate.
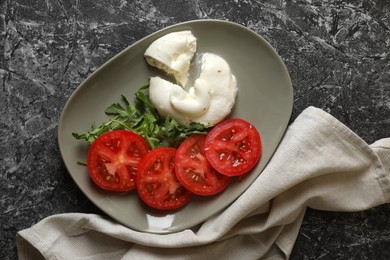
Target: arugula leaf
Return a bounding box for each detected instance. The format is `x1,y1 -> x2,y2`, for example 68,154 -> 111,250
72,85 -> 211,149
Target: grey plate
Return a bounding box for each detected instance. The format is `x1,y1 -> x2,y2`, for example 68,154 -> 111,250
58,19 -> 293,234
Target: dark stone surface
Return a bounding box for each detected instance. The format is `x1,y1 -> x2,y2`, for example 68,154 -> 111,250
1,0 -> 389,259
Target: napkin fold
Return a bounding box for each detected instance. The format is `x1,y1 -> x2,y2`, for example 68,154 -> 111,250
16,107 -> 390,260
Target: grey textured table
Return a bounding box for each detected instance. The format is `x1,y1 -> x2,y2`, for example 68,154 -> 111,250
1,0 -> 389,259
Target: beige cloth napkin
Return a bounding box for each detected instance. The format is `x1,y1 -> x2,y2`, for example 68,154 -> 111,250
16,107 -> 390,260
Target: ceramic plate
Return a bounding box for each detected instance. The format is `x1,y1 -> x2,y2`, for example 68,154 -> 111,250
58,19 -> 293,233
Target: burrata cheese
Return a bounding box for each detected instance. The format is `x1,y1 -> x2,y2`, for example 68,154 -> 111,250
144,30 -> 196,87
149,53 -> 237,126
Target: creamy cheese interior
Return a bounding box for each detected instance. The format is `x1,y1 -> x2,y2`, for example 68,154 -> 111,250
149,53 -> 237,126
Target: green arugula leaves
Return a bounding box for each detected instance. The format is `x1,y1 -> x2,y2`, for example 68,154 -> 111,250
72,85 -> 211,149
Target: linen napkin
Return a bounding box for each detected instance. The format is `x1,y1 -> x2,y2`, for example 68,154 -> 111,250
16,106 -> 390,260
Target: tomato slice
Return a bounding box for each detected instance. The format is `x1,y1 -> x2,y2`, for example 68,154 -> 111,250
175,135 -> 231,195
87,130 -> 150,191
136,147 -> 192,210
204,118 -> 262,176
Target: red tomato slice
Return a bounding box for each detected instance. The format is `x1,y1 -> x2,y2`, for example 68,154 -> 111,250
175,135 -> 231,195
136,147 -> 192,210
204,118 -> 262,176
87,130 -> 150,191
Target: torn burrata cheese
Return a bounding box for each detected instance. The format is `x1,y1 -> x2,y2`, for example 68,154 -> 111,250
149,53 -> 237,126
144,30 -> 196,87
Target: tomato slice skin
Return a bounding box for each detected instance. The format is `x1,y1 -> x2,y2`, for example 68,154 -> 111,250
204,118 -> 262,176
87,130 -> 150,191
175,134 -> 231,195
136,147 -> 192,210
